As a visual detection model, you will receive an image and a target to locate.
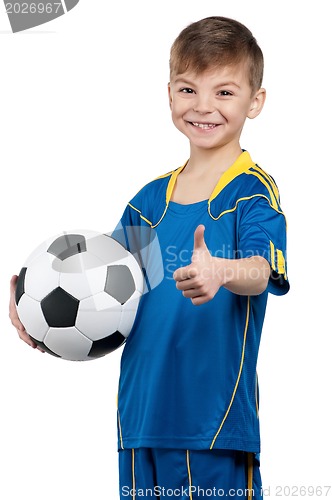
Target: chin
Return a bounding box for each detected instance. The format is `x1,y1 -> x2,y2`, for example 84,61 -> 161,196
190,139 -> 224,150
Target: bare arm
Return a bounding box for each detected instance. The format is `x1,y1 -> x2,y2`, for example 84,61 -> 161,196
220,255 -> 270,296
173,225 -> 270,306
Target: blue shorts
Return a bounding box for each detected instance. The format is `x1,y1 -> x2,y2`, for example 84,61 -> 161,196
119,448 -> 262,499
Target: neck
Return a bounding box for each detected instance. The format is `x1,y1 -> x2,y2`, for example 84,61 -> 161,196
186,143 -> 243,175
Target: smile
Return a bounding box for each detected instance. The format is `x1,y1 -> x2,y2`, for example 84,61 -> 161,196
190,122 -> 219,130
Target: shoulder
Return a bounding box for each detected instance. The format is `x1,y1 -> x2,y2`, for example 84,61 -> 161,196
130,171 -> 172,205
209,160 -> 283,220
127,169 -> 177,227
244,163 -> 281,207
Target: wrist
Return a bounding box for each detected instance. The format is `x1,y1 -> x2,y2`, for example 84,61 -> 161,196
213,257 -> 233,288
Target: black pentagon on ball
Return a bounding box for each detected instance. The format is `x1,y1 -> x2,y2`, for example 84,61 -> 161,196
105,265 -> 136,305
88,331 -> 126,358
15,267 -> 27,305
47,234 -> 87,261
41,287 -> 79,327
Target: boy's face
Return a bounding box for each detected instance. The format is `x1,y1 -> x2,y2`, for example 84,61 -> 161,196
168,63 -> 265,152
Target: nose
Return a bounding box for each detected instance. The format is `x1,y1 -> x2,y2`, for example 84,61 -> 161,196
192,93 -> 215,114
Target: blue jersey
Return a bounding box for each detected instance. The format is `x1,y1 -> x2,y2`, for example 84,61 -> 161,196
113,151 -> 289,453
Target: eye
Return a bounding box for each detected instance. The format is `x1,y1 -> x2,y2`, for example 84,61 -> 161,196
179,87 -> 195,94
217,90 -> 232,96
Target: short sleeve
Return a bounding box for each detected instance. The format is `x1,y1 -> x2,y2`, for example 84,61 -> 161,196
110,204 -> 164,294
238,196 -> 289,296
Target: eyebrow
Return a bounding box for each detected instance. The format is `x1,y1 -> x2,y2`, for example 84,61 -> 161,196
173,78 -> 195,85
173,78 -> 241,89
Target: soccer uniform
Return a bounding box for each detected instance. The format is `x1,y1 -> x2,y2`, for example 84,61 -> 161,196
113,151 -> 289,499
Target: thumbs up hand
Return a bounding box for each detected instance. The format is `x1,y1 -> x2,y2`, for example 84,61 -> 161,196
174,225 -> 271,303
173,225 -> 225,306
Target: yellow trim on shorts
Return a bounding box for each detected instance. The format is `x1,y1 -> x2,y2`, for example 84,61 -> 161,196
247,453 -> 254,499
186,450 -> 193,500
131,449 -> 136,500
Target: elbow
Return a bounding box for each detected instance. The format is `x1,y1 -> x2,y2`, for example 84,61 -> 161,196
248,257 -> 270,296
250,278 -> 269,296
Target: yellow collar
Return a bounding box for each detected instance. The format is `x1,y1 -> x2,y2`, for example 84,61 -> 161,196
165,151 -> 255,205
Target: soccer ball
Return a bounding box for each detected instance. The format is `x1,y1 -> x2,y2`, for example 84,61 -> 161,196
15,230 -> 144,361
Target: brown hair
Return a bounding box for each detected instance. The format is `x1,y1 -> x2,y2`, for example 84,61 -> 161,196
169,16 -> 264,92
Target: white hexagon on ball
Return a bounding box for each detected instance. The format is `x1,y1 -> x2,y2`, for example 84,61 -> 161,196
77,293 -> 123,341
24,252 -> 60,301
15,294 -> 49,342
44,327 -> 93,361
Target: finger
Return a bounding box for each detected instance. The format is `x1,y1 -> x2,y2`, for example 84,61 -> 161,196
18,329 -> 33,344
9,277 -> 41,350
182,288 -> 203,299
11,316 -> 25,332
10,274 -> 18,294
176,277 -> 202,291
14,324 -> 36,348
9,280 -> 25,332
193,224 -> 206,252
191,296 -> 207,306
9,276 -> 24,329
173,265 -> 198,282
9,275 -> 18,311
19,330 -> 40,351
9,275 -> 37,348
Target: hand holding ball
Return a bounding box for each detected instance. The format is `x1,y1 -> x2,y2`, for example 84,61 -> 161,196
15,230 -> 143,361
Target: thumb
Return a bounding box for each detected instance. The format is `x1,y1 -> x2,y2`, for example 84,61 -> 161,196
193,224 -> 207,252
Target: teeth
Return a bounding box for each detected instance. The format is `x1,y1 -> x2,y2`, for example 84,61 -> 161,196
192,122 -> 216,129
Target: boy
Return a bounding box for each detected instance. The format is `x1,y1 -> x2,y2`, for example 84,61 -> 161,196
10,16 -> 289,500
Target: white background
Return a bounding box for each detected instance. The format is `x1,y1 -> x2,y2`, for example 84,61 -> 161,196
0,1 -> 331,499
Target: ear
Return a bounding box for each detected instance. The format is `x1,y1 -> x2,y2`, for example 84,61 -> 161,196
247,88 -> 266,119
168,82 -> 173,110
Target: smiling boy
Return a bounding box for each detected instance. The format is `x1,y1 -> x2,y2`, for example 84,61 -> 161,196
113,16 -> 289,500
10,16 -> 289,500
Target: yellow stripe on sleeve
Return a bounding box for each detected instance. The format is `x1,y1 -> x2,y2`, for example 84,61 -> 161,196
246,170 -> 279,210
276,249 -> 287,279
270,241 -> 276,271
277,249 -> 285,273
270,242 -> 287,280
252,165 -> 280,203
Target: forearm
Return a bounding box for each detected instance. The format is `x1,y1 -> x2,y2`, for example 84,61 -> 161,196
216,255 -> 270,296
173,226 -> 271,305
